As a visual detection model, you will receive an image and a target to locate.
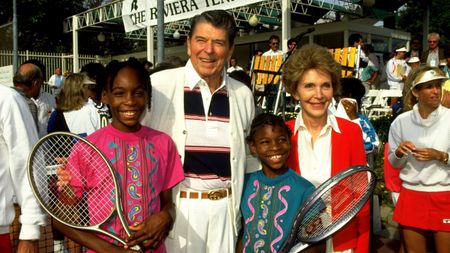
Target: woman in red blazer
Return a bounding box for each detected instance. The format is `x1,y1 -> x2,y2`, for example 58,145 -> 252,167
282,44 -> 369,253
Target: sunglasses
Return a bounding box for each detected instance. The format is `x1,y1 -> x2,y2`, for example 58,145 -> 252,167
428,40 -> 437,43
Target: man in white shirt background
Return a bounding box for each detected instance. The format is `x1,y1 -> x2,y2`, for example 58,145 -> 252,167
13,60 -> 56,137
421,32 -> 445,67
262,35 -> 283,56
226,56 -> 244,74
48,67 -> 64,96
0,84 -> 47,252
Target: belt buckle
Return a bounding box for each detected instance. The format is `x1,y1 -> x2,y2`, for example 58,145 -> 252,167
207,190 -> 222,200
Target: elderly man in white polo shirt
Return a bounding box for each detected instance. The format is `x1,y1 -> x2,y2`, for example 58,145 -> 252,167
142,10 -> 258,253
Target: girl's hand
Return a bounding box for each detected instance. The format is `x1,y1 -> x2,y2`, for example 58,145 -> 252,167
304,216 -> 323,236
395,141 -> 416,158
109,244 -> 141,253
54,158 -> 77,204
412,148 -> 444,162
56,167 -> 71,191
125,210 -> 173,250
341,99 -> 358,120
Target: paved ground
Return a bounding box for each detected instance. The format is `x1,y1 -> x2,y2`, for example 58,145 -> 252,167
373,199 -> 402,253
374,236 -> 401,253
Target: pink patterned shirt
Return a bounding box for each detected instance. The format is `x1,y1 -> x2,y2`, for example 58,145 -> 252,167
68,124 -> 184,252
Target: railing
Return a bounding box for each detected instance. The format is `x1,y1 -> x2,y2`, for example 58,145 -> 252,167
0,50 -> 109,80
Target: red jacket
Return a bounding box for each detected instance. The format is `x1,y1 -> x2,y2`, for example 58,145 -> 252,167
286,117 -> 370,253
383,143 -> 402,192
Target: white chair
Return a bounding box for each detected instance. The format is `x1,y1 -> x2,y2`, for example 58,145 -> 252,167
363,89 -> 402,118
361,89 -> 380,115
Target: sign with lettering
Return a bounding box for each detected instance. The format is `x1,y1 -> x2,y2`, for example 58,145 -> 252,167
122,0 -> 264,32
0,65 -> 13,87
123,0 -> 150,32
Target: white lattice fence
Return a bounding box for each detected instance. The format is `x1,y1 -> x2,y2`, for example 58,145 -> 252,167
0,50 -> 108,81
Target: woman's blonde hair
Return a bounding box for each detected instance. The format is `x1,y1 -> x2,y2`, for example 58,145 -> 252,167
282,43 -> 341,95
402,65 -> 445,112
57,73 -> 87,111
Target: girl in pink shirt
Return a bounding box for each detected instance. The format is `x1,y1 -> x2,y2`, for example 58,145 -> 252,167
55,58 -> 184,253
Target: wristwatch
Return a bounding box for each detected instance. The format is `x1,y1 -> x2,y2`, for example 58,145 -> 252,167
442,152 -> 449,164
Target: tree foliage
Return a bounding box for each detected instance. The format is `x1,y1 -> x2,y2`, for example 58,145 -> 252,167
0,0 -> 123,54
397,0 -> 450,44
0,0 -> 86,52
3,0 -> 449,55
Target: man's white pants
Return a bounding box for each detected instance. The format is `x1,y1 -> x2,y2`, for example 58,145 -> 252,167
165,196 -> 235,253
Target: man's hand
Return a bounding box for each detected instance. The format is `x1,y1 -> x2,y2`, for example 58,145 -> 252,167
17,240 -> 37,253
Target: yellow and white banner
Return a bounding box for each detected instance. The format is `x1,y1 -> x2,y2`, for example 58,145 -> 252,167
122,0 -> 264,32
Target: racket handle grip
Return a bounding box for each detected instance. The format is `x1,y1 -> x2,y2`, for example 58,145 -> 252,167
288,242 -> 309,253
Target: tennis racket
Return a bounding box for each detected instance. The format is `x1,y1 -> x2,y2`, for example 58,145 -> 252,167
280,165 -> 376,253
27,132 -> 141,251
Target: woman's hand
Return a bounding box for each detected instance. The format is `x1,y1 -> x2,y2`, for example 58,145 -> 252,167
395,141 -> 416,158
412,148 -> 446,162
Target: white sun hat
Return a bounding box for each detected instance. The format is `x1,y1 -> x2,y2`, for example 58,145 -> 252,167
411,69 -> 448,89
395,47 -> 408,52
407,57 -> 420,64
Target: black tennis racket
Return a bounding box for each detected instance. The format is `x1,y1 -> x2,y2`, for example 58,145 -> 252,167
27,132 -> 141,251
280,165 -> 376,253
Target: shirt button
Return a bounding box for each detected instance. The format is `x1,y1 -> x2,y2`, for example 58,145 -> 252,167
183,130 -> 187,134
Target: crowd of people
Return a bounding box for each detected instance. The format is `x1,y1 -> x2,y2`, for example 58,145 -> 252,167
1,9 -> 449,253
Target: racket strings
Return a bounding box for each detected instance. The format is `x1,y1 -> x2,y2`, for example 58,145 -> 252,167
297,171 -> 374,242
31,135 -> 117,227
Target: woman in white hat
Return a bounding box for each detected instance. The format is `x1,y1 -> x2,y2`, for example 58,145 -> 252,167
388,65 -> 450,253
407,56 -> 421,70
386,46 -> 410,106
